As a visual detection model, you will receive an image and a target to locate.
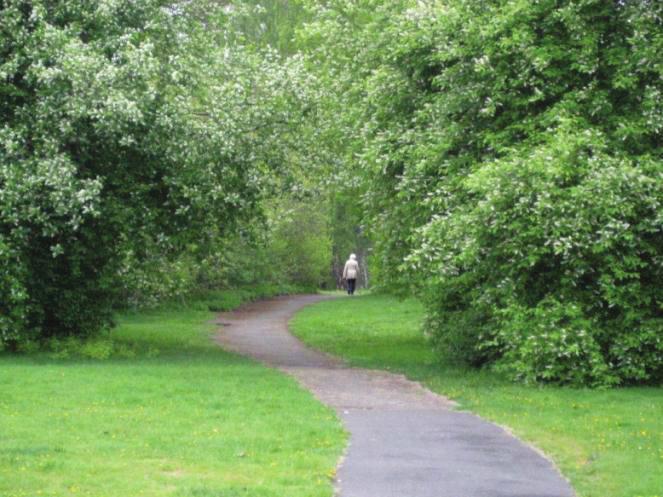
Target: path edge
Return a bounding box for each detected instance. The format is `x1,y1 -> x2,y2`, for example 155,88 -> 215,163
285,294 -> 577,497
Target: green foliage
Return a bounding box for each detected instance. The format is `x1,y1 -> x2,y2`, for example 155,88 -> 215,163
423,123 -> 663,385
1,1 -> 316,345
118,247 -> 202,309
116,198 -> 334,310
302,0 -> 663,385
329,190 -> 371,288
491,299 -> 613,386
227,0 -> 311,55
268,199 -> 333,288
4,0 -> 661,386
41,335 -> 136,360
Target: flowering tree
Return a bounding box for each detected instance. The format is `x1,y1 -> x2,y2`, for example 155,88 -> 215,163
0,0 -> 313,345
301,0 -> 663,385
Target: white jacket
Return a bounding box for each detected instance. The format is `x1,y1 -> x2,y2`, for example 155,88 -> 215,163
343,258 -> 359,280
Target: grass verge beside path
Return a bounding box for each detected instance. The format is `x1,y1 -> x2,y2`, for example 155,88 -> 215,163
1,292 -> 344,497
290,294 -> 663,497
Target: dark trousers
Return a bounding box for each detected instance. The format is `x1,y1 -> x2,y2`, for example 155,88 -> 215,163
347,278 -> 356,295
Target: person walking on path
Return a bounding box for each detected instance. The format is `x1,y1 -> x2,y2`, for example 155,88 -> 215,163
343,253 -> 359,295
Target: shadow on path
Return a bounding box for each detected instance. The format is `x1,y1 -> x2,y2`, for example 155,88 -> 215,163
214,295 -> 575,497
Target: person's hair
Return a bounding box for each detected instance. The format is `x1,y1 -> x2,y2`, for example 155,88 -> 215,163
350,253 -> 357,260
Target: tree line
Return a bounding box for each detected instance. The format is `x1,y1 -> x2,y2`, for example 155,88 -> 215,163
2,0 -> 661,386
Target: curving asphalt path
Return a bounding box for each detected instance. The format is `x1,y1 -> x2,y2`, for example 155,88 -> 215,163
214,295 -> 575,497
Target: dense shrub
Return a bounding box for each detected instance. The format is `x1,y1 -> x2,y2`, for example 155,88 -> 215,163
492,299 -> 620,386
116,198 -> 333,310
0,1 -> 313,346
416,123 -> 662,384
268,199 -> 333,289
303,0 -> 663,385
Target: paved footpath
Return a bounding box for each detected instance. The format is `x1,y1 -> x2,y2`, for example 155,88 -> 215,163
214,295 -> 575,497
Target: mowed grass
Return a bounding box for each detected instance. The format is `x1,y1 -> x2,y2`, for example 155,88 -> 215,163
1,304 -> 345,497
290,294 -> 663,497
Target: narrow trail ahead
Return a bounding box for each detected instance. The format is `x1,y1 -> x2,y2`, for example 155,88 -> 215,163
214,295 -> 575,497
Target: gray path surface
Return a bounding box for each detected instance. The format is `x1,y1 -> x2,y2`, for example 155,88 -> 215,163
214,295 -> 575,497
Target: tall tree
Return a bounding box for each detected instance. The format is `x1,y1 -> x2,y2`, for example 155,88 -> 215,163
0,0 -> 312,345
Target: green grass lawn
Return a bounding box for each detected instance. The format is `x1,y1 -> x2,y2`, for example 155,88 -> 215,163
1,299 -> 345,497
290,294 -> 663,497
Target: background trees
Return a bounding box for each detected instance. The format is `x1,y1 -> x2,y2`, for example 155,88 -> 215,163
2,0 -> 661,386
